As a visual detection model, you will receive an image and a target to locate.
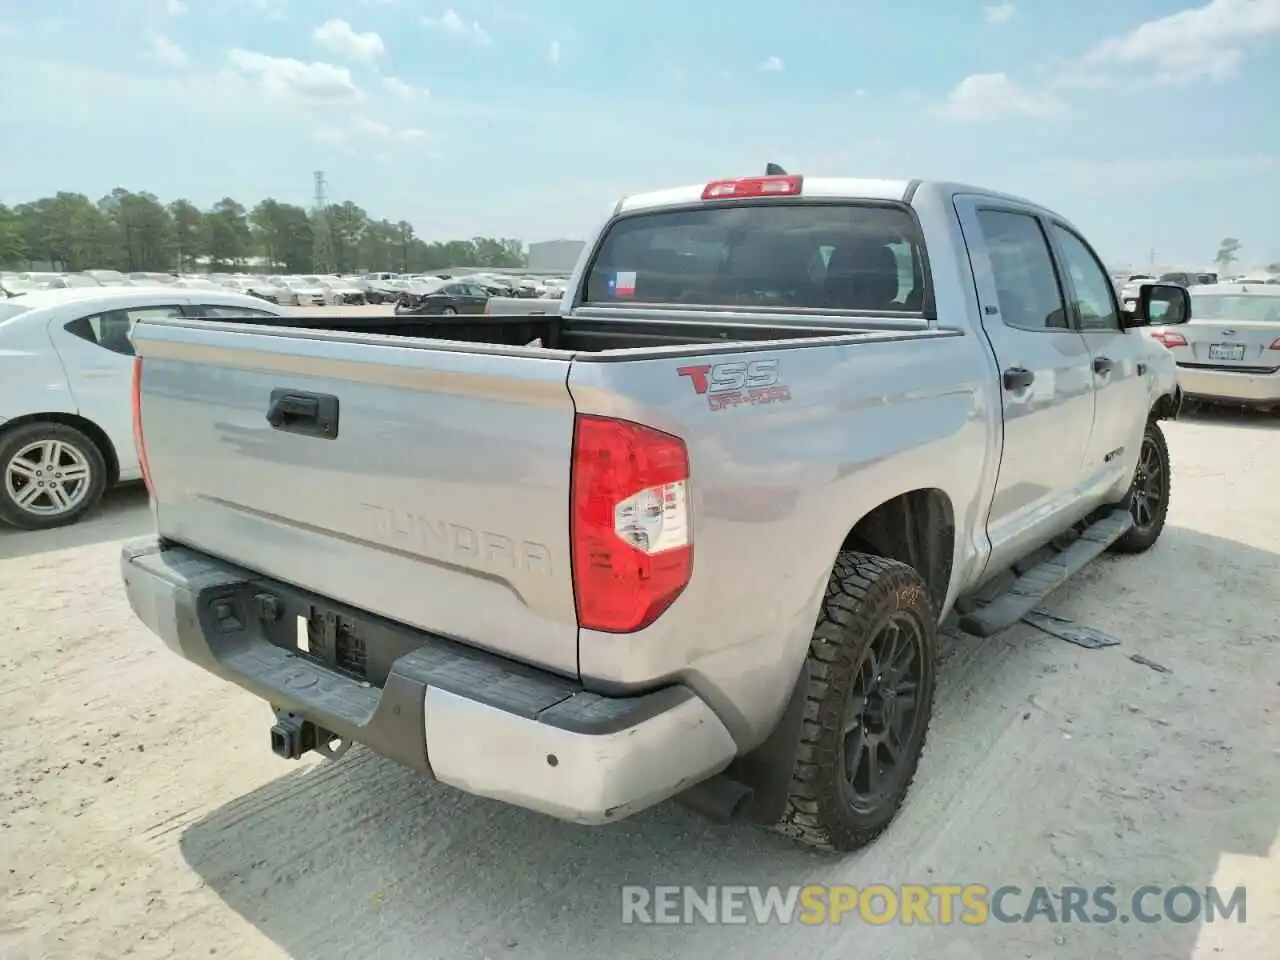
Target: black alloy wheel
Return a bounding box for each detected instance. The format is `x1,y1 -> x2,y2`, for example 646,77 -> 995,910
840,612 -> 928,814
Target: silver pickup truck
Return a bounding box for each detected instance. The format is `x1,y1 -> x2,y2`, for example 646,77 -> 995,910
121,172 -> 1189,853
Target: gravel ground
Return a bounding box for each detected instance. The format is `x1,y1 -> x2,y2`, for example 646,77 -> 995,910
0,408 -> 1276,960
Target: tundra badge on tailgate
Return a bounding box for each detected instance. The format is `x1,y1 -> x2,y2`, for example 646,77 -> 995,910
677,359 -> 792,412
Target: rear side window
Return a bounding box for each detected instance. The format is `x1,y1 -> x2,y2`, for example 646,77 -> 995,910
64,305 -> 184,356
189,305 -> 282,319
584,202 -> 927,313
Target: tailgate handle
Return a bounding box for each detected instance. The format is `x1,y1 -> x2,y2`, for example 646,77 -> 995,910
266,389 -> 339,439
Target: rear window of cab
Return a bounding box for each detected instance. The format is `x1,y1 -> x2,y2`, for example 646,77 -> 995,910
583,201 -> 928,314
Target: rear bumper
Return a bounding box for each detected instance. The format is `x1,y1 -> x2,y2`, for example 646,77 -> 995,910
1177,366 -> 1280,403
120,537 -> 735,824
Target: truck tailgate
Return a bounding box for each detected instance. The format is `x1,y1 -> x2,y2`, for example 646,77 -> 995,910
132,319 -> 581,677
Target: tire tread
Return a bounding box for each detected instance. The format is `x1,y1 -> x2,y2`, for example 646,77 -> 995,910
1110,420 -> 1171,555
773,551 -> 937,853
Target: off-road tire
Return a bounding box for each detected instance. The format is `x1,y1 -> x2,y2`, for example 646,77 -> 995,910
773,551 -> 938,853
1110,420 -> 1171,555
0,421 -> 109,530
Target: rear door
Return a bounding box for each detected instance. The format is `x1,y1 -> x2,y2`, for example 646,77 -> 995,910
462,284 -> 491,313
1045,221 -> 1151,493
953,198 -> 1098,575
52,300 -> 190,480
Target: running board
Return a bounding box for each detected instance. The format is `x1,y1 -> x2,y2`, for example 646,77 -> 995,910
958,509 -> 1133,637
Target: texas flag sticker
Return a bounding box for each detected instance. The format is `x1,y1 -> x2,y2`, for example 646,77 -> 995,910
613,270 -> 637,297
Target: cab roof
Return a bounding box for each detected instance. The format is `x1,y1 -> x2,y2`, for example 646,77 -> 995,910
615,176 -> 1055,218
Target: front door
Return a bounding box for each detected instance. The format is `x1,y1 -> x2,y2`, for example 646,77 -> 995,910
1045,221 -> 1151,502
954,199 -> 1098,578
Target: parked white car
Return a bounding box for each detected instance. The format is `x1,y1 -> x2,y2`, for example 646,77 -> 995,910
0,287 -> 288,528
264,278 -> 328,306
45,274 -> 103,290
211,277 -> 259,295
168,277 -> 225,290
1148,282 -> 1280,411
315,278 -> 367,304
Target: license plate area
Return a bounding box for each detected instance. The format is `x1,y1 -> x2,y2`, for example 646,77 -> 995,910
298,608 -> 368,679
242,581 -> 430,687
1208,343 -> 1246,362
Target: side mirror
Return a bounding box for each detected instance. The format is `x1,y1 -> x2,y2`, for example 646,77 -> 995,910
1122,282 -> 1190,328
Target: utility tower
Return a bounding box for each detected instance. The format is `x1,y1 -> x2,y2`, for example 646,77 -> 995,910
311,170 -> 337,274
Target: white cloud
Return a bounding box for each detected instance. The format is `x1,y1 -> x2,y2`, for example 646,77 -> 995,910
422,9 -> 491,45
383,76 -> 428,99
487,4 -> 536,26
313,128 -> 347,147
313,19 -> 386,63
1064,0 -> 1280,87
313,116 -> 432,154
1043,154 -> 1280,188
937,72 -> 1066,121
235,0 -> 286,20
984,3 -> 1016,23
758,55 -> 784,72
163,0 -> 186,14
548,39 -> 561,64
147,32 -> 188,67
227,48 -> 362,102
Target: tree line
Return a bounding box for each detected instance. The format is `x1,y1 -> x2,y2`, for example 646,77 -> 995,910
0,189 -> 528,275
1213,238 -> 1279,277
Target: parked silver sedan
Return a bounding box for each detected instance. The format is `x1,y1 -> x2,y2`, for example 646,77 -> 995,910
1148,283 -> 1280,409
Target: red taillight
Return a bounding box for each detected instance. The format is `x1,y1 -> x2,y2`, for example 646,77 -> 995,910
701,174 -> 803,200
1270,338 -> 1280,350
570,415 -> 692,633
1151,331 -> 1188,349
131,357 -> 154,497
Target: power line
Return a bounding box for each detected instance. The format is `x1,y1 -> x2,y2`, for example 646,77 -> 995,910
311,170 -> 336,275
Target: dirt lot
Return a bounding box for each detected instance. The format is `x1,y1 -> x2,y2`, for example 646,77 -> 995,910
1,409 -> 1276,960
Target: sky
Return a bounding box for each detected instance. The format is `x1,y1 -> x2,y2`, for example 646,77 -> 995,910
0,0 -> 1277,270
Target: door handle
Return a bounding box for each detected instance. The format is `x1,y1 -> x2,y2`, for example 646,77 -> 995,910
266,389 -> 339,439
1093,357 -> 1114,376
1002,367 -> 1035,391
1137,362 -> 1147,376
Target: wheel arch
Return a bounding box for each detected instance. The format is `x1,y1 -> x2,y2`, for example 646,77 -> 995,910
1151,386 -> 1183,421
837,488 -> 957,617
723,488 -> 955,826
0,412 -> 121,486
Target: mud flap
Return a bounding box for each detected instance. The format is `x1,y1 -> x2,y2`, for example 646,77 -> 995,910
724,660 -> 812,825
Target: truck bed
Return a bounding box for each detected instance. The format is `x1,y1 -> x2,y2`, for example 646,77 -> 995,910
203,310 -> 926,353
131,308 -> 955,683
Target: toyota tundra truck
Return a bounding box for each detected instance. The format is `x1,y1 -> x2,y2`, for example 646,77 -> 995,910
120,172 -> 1188,852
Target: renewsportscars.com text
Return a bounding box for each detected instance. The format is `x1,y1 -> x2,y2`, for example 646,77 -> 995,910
620,884 -> 1249,926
